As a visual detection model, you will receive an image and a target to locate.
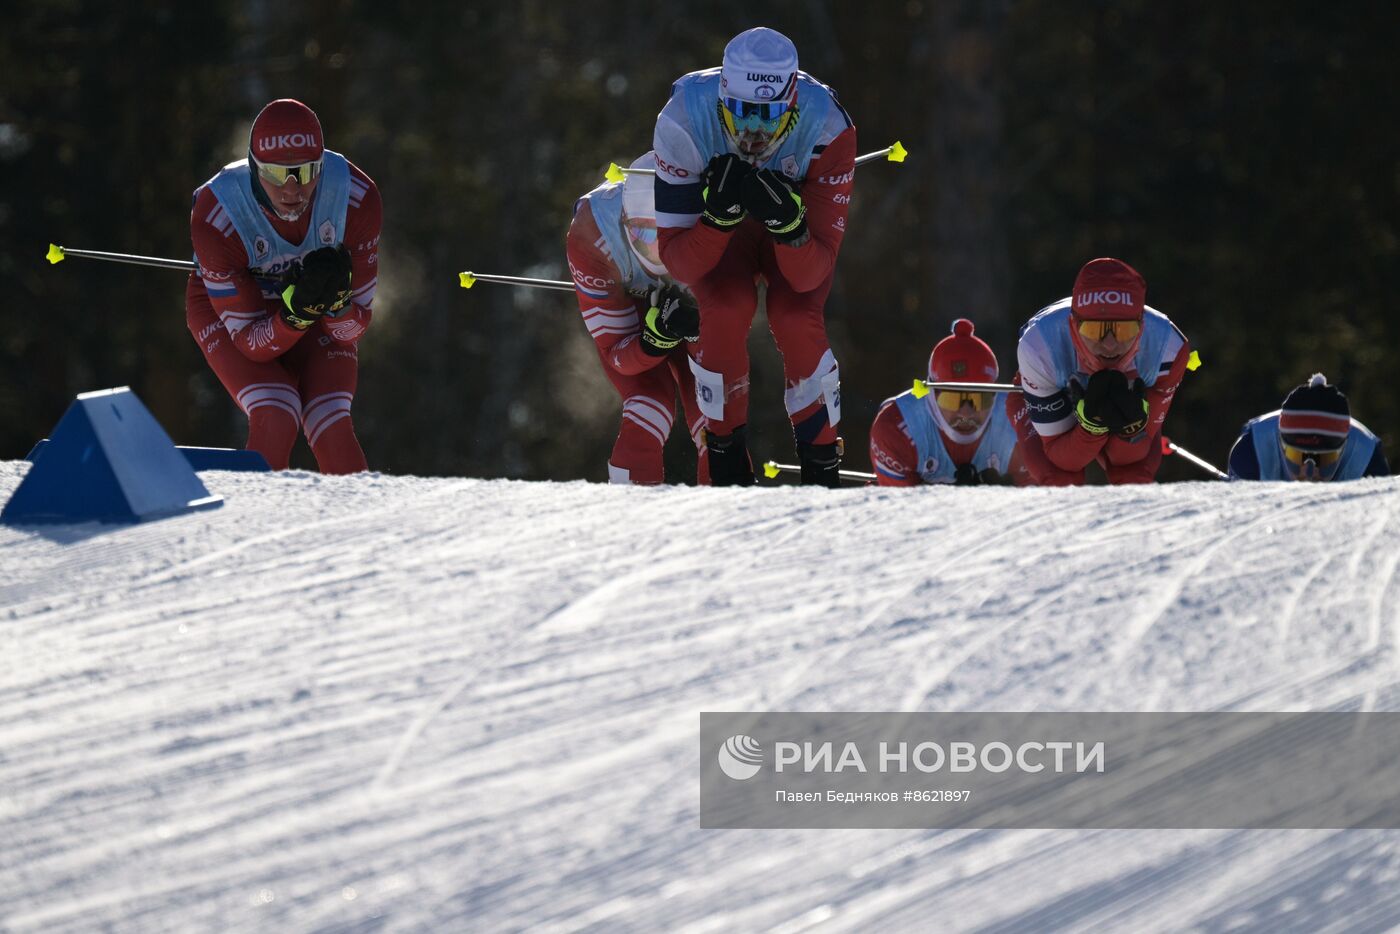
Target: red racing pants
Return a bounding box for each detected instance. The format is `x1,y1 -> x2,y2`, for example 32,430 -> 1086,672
187,280 -> 367,474
685,224 -> 840,445
599,348 -> 709,485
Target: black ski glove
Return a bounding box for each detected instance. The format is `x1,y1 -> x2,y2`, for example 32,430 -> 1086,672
700,154 -> 751,230
1106,377 -> 1149,436
741,168 -> 808,244
1072,369 -> 1124,436
639,285 -> 699,355
953,463 -> 982,486
281,245 -> 352,330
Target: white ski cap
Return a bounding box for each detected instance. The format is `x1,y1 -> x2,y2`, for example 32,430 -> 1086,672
622,152 -> 655,222
720,27 -> 799,103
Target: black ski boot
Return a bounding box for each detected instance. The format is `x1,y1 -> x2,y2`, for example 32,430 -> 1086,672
797,441 -> 842,488
707,426 -> 756,487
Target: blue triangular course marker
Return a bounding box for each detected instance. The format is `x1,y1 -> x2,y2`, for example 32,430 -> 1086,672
24,440 -> 270,473
3,387 -> 223,524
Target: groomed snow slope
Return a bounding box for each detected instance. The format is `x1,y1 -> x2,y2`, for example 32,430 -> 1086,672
4,461 -> 1400,933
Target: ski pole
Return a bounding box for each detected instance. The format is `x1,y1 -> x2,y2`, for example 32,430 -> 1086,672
46,243 -> 193,271
854,141 -> 909,166
1161,436 -> 1228,480
605,140 -> 909,183
458,271 -> 575,292
761,461 -> 877,485
910,379 -> 1022,399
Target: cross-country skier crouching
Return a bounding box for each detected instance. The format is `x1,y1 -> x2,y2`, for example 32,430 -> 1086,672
187,99 -> 380,473
1228,374 -> 1389,481
1007,258 -> 1193,485
869,319 -> 1028,486
652,26 -> 856,487
566,153 -> 709,484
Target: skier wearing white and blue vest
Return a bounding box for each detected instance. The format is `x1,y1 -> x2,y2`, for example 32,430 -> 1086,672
1007,258 -> 1193,485
1228,374 -> 1389,481
188,99 -> 380,474
869,319 -> 1028,486
653,27 -> 856,487
566,153 -> 709,484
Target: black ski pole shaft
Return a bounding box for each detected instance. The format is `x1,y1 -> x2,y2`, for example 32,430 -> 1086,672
47,243 -> 193,271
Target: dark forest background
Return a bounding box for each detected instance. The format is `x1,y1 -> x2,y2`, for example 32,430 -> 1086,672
3,2 -> 1397,482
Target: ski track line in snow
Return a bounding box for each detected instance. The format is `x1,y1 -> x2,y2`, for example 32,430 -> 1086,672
8,472 -> 1400,932
633,492 -> 1116,848
367,504 -> 833,793
1186,830 -> 1400,933
757,494 -> 1096,712
897,566 -> 1085,711
0,478 -> 479,623
1368,525 -> 1400,658
883,723 -> 1388,931
566,495 -> 1117,917
384,501 -> 931,925
2,483 -> 630,730
1081,509 -> 1281,709
842,821 -> 1208,933
1346,504 -> 1396,582
1275,547 -> 1342,646
366,560 -> 664,792
965,832 -> 1259,934
782,824 -> 1190,933
366,530 -> 727,794
1359,546 -> 1400,716
893,494 -> 1220,711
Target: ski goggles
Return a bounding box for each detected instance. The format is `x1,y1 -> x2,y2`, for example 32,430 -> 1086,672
1282,442 -> 1342,475
935,390 -> 996,414
253,155 -> 323,186
721,96 -> 794,135
1076,318 -> 1141,342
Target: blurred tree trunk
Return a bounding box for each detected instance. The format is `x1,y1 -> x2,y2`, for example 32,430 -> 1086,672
928,2 -> 1012,348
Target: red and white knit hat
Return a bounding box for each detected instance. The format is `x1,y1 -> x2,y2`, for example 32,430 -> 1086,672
1279,373 -> 1350,451
929,318 -> 998,383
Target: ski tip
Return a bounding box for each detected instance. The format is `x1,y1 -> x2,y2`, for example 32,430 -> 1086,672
605,163 -> 626,184
910,378 -> 929,399
762,461 -> 781,479
458,272 -> 476,289
46,243 -> 66,265
888,141 -> 908,163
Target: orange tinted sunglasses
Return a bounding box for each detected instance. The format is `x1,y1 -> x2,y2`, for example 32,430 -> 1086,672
1282,444 -> 1341,470
935,390 -> 995,413
1076,319 -> 1141,342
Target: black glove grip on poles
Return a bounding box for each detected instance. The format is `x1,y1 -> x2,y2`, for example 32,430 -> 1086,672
282,245 -> 352,329
742,169 -> 808,244
1106,377 -> 1149,436
639,286 -> 700,356
700,154 -> 750,230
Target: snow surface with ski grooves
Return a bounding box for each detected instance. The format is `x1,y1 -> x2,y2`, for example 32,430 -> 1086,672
3,460 -> 1400,933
